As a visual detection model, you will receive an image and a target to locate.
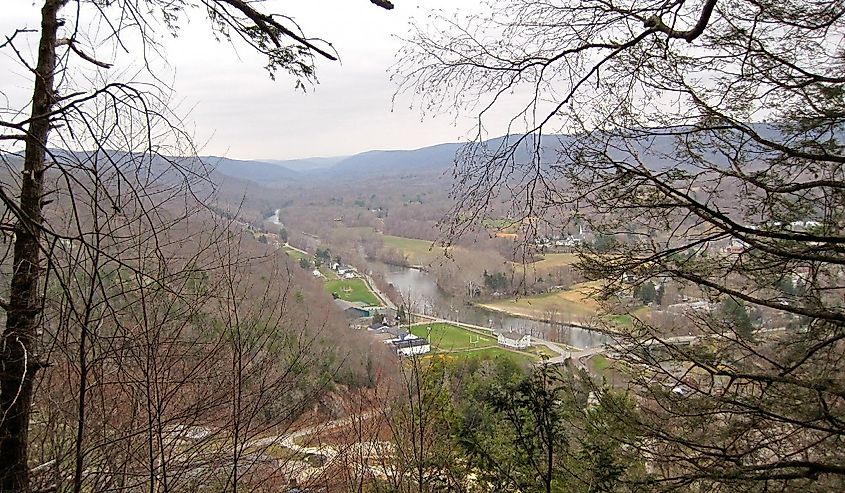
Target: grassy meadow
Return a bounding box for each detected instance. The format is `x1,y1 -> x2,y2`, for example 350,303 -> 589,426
325,278 -> 381,306
410,323 -> 496,351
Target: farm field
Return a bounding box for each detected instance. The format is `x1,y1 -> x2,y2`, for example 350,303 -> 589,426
381,235 -> 442,263
481,218 -> 518,231
526,253 -> 580,269
509,253 -> 580,270
325,278 -> 381,306
480,281 -> 602,323
410,323 -> 495,351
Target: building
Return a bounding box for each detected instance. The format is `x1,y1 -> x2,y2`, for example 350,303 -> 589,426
379,326 -> 415,342
391,337 -> 431,356
497,331 -> 532,349
724,238 -> 748,255
333,299 -> 371,319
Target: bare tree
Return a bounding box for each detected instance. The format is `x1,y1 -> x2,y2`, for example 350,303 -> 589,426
0,0 -> 394,491
399,0 -> 845,490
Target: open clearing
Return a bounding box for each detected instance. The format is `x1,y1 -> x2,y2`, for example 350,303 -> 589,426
480,281 -> 602,323
509,253 -> 580,270
527,253 -> 580,269
481,218 -> 518,232
437,347 -> 537,366
325,279 -> 381,306
410,323 -> 495,351
283,246 -> 308,262
382,235 -> 442,263
410,323 -> 539,366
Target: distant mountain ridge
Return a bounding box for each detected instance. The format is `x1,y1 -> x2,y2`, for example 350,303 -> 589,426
2,124 -> 795,186
199,155 -> 300,182
264,156 -> 346,171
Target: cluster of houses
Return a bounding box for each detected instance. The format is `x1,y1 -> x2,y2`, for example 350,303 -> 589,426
330,301 -> 433,356
721,219 -> 823,255
313,262 -> 360,279
534,225 -> 588,248
333,263 -> 359,279
535,235 -> 584,248
367,318 -> 431,356
341,306 -> 536,357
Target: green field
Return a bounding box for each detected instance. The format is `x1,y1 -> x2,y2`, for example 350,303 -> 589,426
591,354 -> 611,372
523,345 -> 558,359
410,323 -> 495,351
607,307 -> 650,328
481,218 -> 518,231
452,347 -> 537,366
283,246 -> 308,262
325,278 -> 381,306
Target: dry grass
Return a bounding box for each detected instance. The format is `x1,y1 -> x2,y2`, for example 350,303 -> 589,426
381,235 -> 442,263
524,253 -> 580,269
480,281 -> 603,323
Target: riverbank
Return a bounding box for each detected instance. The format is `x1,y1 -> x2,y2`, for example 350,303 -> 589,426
472,302 -> 639,338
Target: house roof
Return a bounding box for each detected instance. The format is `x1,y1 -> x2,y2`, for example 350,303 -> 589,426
392,338 -> 429,349
381,326 -> 411,338
498,331 -> 529,341
333,299 -> 367,310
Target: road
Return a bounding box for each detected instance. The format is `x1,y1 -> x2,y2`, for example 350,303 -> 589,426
362,273 -> 397,309
250,411 -> 378,458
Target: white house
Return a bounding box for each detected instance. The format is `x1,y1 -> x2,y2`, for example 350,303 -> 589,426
391,338 -> 431,356
497,331 -> 532,349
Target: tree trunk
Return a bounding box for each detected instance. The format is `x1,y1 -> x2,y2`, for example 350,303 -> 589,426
0,1 -> 63,490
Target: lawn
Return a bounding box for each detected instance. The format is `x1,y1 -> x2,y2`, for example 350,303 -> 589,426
410,323 -> 496,351
523,345 -> 558,359
607,306 -> 650,328
324,278 -> 381,306
453,347 -> 537,366
480,281 -> 602,323
382,235 -> 442,263
481,218 -> 518,231
609,314 -> 633,327
590,354 -> 611,372
283,246 -> 307,262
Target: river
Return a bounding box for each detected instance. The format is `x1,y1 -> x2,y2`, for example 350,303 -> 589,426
371,262 -> 611,349
269,209 -> 283,226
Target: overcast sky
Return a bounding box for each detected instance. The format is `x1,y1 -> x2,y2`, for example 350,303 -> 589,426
2,0 -> 498,160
